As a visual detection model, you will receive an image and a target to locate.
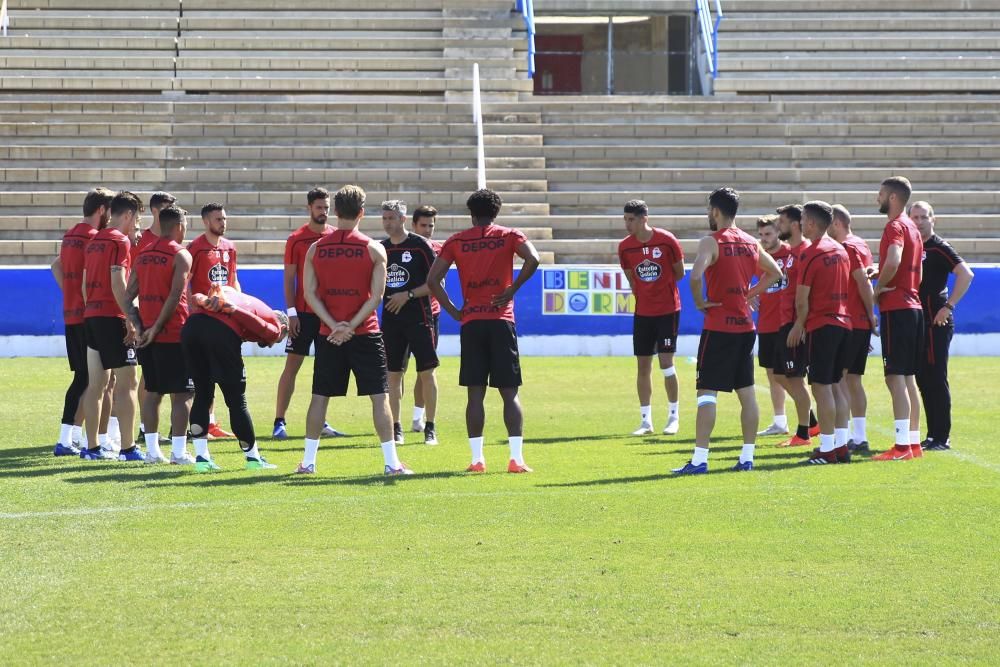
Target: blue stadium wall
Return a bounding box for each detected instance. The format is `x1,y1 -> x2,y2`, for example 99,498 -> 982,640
2,266 -> 999,356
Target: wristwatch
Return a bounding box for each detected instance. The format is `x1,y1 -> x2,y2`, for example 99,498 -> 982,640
407,290 -> 415,300
943,302 -> 955,311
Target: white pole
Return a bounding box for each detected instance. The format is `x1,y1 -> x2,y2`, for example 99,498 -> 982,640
1,0 -> 9,37
473,63 -> 486,190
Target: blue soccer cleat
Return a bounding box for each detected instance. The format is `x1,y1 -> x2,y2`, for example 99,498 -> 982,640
272,420 -> 288,440
80,447 -> 110,461
672,461 -> 708,475
321,423 -> 346,438
731,460 -> 754,472
53,442 -> 80,457
118,447 -> 146,462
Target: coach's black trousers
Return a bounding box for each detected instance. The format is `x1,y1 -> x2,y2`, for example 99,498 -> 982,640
916,323 -> 953,443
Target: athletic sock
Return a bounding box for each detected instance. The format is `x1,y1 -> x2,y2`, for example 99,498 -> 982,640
819,433 -> 836,453
668,402 -> 679,420
851,416 -> 867,442
59,423 -> 72,447
796,425 -> 810,440
302,438 -> 320,467
108,417 -> 120,442
209,412 -> 216,425
139,422 -> 145,433
381,440 -> 402,469
171,435 -> 186,459
740,444 -> 755,464
509,436 -> 524,465
639,405 -> 652,425
691,446 -> 709,466
469,436 -> 485,464
909,430 -> 920,445
894,419 -> 909,446
72,425 -> 82,444
245,444 -> 261,460
144,432 -> 161,457
773,414 -> 788,430
274,417 -> 285,427
194,438 -> 210,460
809,410 -> 818,429
834,428 -> 849,448
79,431 -> 88,448
412,406 -> 425,422
98,433 -> 110,449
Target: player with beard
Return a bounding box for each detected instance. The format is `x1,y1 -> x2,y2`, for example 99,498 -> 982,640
753,214 -> 792,436
408,205 -> 443,434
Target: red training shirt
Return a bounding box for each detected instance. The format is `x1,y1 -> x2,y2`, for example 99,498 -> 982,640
137,228 -> 159,252
703,227 -> 759,333
83,227 -> 132,320
310,229 -> 380,335
878,213 -> 923,312
135,237 -> 189,343
756,242 -> 791,334
188,234 -> 238,301
200,286 -> 284,345
780,238 -> 812,326
842,233 -> 874,330
617,227 -> 684,316
59,221 -> 99,325
427,238 -> 443,316
438,224 -> 527,325
284,223 -> 333,313
798,235 -> 851,332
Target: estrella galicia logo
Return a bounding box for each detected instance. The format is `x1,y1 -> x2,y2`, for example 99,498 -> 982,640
635,259 -> 661,282
568,293 -> 588,312
386,263 -> 410,289
208,263 -> 229,285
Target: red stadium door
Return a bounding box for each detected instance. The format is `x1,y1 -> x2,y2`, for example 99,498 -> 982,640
534,35 -> 583,95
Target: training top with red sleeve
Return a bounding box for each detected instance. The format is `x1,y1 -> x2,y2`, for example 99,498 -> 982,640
842,233 -> 875,330
798,235 -> 851,332
878,213 -> 923,312
310,228 -> 380,335
188,234 -> 238,296
780,238 -> 812,326
137,228 -> 159,252
617,227 -> 685,316
83,227 -> 132,320
427,238 -> 443,316
756,242 -> 791,334
201,287 -> 283,345
284,223 -> 333,313
703,227 -> 759,333
135,237 -> 188,343
59,221 -> 99,325
438,224 -> 527,324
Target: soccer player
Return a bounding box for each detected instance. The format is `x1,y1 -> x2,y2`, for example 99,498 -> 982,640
617,199 -> 685,436
754,214 -> 792,436
188,202 -> 239,439
296,185 -> 411,476
872,176 -> 925,461
910,201 -> 975,451
426,188 -> 540,474
50,187 -> 115,455
79,191 -> 144,461
126,206 -> 195,465
272,188 -> 344,441
181,285 -> 287,472
409,205 -> 442,433
786,202 -> 853,465
774,204 -> 820,447
829,204 -> 877,452
380,200 -> 440,446
674,187 -> 781,475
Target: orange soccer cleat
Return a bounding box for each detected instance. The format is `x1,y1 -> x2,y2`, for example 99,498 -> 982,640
507,460 -> 533,474
910,443 -> 924,458
207,423 -> 234,439
808,424 -> 821,438
465,461 -> 486,473
872,445 -> 914,461
777,435 -> 811,448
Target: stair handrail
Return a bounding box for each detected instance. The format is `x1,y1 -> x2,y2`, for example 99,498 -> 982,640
695,0 -> 724,78
515,0 -> 536,77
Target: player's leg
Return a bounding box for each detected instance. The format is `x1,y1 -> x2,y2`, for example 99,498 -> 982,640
731,332 -> 759,470
274,352 -> 305,438
925,324 -> 954,449
382,321 -> 408,446
298,335 -> 347,473
388,370 -> 405,444
459,321 -> 490,471
762,368 -> 788,434
675,330 -> 722,475
632,315 -> 655,434
657,313 -> 680,434
418,369 -> 438,444
136,372 -> 147,442
353,332 -> 409,475
112,365 -> 140,459
408,320 -> 441,445
487,320 -> 528,472
99,373 -> 114,451
81,346 -> 111,459
169,391 -> 194,463
412,368 -> 425,432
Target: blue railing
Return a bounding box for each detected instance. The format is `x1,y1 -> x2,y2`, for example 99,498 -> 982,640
695,0 -> 724,78
515,0 -> 536,78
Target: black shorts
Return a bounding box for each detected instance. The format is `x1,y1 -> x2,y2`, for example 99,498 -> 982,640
881,309 -> 924,376
312,333 -> 389,397
633,313 -> 679,356
84,316 -> 138,370
459,319 -> 522,388
778,322 -> 807,378
181,314 -> 245,386
695,330 -> 755,393
285,311 -> 321,356
806,325 -> 849,385
136,344 -> 152,369
141,342 -> 194,395
383,317 -> 440,373
844,328 -> 872,376
65,323 -> 88,372
757,331 -> 782,370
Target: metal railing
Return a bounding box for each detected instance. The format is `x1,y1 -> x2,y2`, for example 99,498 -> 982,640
1,0 -> 10,37
695,0 -> 723,78
514,0 -> 536,78
472,63 -> 486,190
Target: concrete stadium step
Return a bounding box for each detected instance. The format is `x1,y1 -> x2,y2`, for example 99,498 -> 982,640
543,168 -> 1000,187
721,54 -> 1000,72
722,14 -> 1000,32
714,76 -> 1000,94
175,55 -> 521,72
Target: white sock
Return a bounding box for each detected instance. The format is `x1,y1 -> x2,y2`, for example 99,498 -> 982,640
98,433 -> 109,449
509,436 -> 524,465
668,402 -> 679,419
209,412 -> 216,425
894,419 -> 909,446
302,438 -> 320,467
412,406 -> 425,422
144,432 -> 161,456
834,428 -> 849,448
692,446 -> 709,466
851,416 -> 867,443
469,436 -> 485,464
909,430 -> 919,446
381,440 -> 402,469
820,433 -> 836,453
773,414 -> 788,429
80,430 -> 89,448
59,423 -> 73,447
72,424 -> 82,443
108,417 -> 120,441
139,422 -> 145,432
740,443 -> 755,464
245,444 -> 261,460
639,405 -> 652,424
194,438 -> 210,460
171,435 -> 187,458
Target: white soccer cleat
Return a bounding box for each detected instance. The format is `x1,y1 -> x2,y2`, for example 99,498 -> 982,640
757,423 -> 789,436
145,451 -> 170,465
411,418 -> 425,433
662,416 -> 680,435
170,451 -> 197,465
631,422 -> 654,436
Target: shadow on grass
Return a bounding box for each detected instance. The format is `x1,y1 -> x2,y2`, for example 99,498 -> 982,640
624,437 -> 698,447
128,469 -> 469,489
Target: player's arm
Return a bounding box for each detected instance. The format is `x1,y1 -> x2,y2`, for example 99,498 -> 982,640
426,255 -> 462,321
874,243 -> 901,299
302,243 -> 339,333
852,266 -> 878,331
672,260 -> 685,281
334,242 -> 387,342
111,265 -> 141,339
51,257 -> 64,291
748,245 -> 782,302
141,251 -> 191,347
283,261 -> 301,338
787,283 -> 810,347
492,239 -> 540,307
688,236 -> 719,311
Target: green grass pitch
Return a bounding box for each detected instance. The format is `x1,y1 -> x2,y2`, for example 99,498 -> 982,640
1,356 -> 998,664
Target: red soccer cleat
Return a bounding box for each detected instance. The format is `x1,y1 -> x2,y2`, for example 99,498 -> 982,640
808,424 -> 821,438
873,445 -> 914,461
910,443 -> 924,458
207,423 -> 234,439
465,461 -> 486,473
835,445 -> 851,463
777,435 -> 811,448
803,449 -> 839,465
507,460 -> 533,473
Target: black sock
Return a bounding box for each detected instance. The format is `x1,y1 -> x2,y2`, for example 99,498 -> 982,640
87,446 -> 101,452
425,421 -> 435,431
796,425 -> 810,440
809,410 -> 818,428
120,446 -> 135,454
274,417 -> 285,426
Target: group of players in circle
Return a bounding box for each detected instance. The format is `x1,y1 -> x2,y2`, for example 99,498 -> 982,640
50,176 -> 971,477
51,185 -> 539,476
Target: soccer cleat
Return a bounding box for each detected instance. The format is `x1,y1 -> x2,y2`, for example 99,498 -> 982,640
731,460 -> 754,472
144,451 -> 170,465
53,442 -> 80,457
207,423 -> 234,439
118,447 -> 146,462
872,445 -> 914,461
804,449 -> 839,465
294,463 -> 315,475
80,447 -> 108,461
100,442 -> 119,457
424,424 -> 438,446
245,456 -> 277,471
662,416 -> 680,436
393,423 -> 404,445
672,461 -> 708,475
835,446 -> 851,464
465,461 -> 486,473
272,421 -> 288,440
384,463 -> 414,476
910,443 -> 923,459
321,422 -> 346,438
631,422 -> 654,436
508,459 -> 533,473
757,423 -> 789,436
924,439 -> 951,451
847,439 -> 870,454
411,418 -> 425,433
777,435 -> 811,448
194,456 -> 222,473
170,451 -> 197,465
809,424 -> 821,438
